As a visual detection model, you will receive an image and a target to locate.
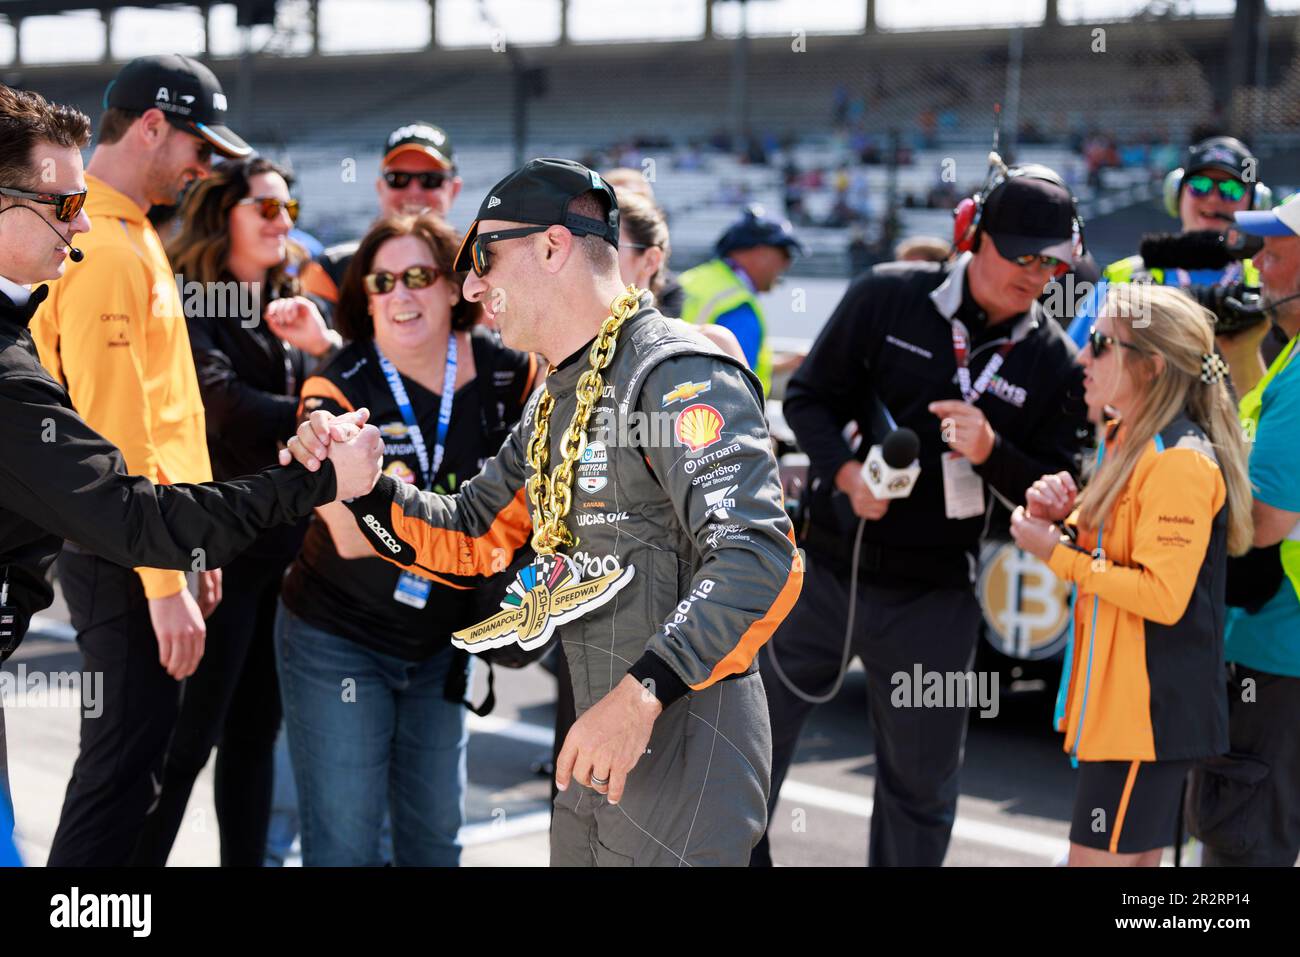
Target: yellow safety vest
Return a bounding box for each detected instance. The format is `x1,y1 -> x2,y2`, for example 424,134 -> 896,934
679,258 -> 772,392
1240,334 -> 1300,603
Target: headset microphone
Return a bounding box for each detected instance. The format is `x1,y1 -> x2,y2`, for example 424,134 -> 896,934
38,214 -> 84,262
1224,289 -> 1300,316
0,204 -> 85,262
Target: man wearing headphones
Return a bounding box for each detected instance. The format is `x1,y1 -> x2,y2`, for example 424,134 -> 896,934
1067,136 -> 1269,350
752,165 -> 1089,866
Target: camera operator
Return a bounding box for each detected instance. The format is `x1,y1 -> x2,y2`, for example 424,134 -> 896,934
1186,196 -> 1300,867
752,165 -> 1090,866
1067,137 -> 1275,349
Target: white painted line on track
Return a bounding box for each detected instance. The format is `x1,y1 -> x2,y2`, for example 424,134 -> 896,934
462,810 -> 552,846
466,714 -> 1070,861
779,780 -> 1067,861
469,713 -> 554,748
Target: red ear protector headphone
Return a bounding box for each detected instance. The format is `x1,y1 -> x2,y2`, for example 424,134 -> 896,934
951,154 -> 1085,277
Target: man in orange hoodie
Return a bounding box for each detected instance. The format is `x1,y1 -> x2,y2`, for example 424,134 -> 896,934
31,54 -> 255,866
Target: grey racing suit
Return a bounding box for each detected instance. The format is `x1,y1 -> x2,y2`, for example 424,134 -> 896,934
343,300 -> 803,866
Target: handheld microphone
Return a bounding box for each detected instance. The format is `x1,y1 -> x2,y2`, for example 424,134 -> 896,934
0,204 -> 84,262
862,427 -> 921,500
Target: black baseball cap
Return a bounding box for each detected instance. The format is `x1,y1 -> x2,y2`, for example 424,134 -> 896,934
981,171 -> 1076,261
1185,136 -> 1254,182
104,54 -> 251,159
383,123 -> 455,170
453,158 -> 620,272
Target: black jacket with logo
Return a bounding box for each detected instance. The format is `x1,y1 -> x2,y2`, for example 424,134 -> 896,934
0,285 -> 337,659
280,330 -> 538,660
785,254 -> 1089,588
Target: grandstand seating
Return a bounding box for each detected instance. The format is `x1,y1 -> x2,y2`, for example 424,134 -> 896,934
6,16 -> 1296,270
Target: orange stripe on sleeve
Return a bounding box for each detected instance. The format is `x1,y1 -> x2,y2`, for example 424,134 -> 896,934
1109,760 -> 1141,854
388,486 -> 533,578
298,260 -> 339,304
691,530 -> 805,691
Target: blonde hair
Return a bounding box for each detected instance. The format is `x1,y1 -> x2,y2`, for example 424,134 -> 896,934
894,235 -> 952,263
1078,283 -> 1253,556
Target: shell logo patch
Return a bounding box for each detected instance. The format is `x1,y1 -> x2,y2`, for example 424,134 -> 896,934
675,403 -> 725,453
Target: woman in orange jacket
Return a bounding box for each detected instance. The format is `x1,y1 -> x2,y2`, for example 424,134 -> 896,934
1011,283 -> 1253,866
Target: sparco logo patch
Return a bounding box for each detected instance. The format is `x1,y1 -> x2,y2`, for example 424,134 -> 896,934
363,514 -> 402,554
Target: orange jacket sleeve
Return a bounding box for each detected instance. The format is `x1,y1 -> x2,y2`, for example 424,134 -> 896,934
1048,447 -> 1226,626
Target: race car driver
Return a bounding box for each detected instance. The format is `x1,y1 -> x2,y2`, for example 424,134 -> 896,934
282,157 -> 804,867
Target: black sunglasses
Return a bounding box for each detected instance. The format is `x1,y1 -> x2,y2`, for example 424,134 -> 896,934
1011,252 -> 1067,272
363,265 -> 441,295
1087,326 -> 1149,359
236,196 -> 300,223
384,170 -> 450,190
469,226 -> 550,278
0,185 -> 87,223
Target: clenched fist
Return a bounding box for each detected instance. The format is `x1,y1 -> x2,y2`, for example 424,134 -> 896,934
278,409 -> 382,500
330,425 -> 383,501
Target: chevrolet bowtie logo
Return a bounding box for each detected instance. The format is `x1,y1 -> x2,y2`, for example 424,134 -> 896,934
661,380 -> 711,406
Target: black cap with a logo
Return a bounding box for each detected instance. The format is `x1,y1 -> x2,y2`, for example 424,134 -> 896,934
1185,136 -> 1254,182
453,157 -> 620,271
981,170 -> 1077,261
104,54 -> 251,159
383,123 -> 455,170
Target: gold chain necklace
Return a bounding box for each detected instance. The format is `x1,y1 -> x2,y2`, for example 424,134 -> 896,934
526,286 -> 644,554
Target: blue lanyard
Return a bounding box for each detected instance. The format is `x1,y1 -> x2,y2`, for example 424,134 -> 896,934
1070,436 -> 1108,764
374,334 -> 457,490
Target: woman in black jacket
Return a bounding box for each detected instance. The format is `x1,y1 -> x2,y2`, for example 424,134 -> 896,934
275,213 -> 537,866
132,156 -> 338,865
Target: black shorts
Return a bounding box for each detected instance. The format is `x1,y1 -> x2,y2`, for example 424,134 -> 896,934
1070,759 -> 1192,854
